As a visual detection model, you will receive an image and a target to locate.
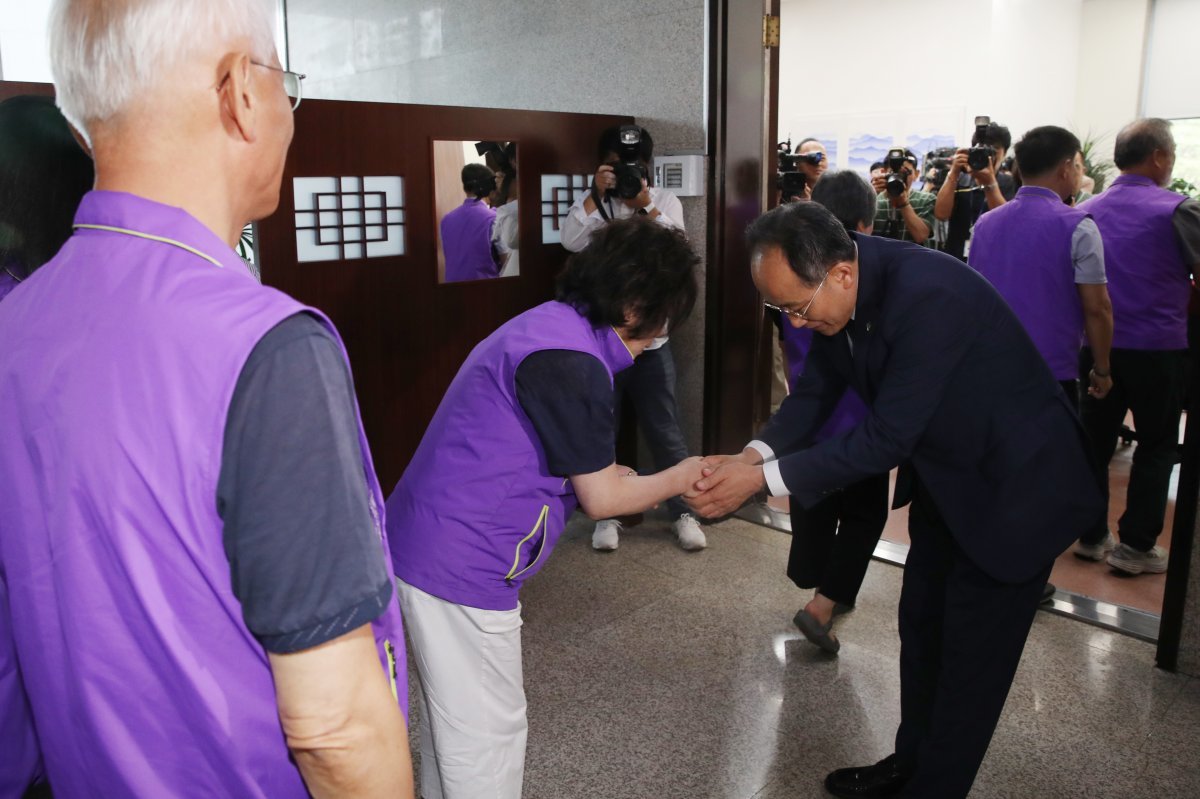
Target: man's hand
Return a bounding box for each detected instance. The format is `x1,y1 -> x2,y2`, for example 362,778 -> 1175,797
949,148 -> 969,179
1088,369 -> 1114,399
871,173 -> 887,194
971,156 -> 997,188
593,164 -> 616,195
683,453 -> 766,519
623,179 -> 653,210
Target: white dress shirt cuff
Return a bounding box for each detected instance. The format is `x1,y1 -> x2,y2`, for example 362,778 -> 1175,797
746,440 -> 776,462
762,460 -> 791,498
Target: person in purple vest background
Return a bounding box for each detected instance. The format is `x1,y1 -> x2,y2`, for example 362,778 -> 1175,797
0,95 -> 93,305
441,162 -> 500,282
970,125 -> 1114,412
0,1 -> 414,797
1076,118 -> 1200,575
969,125 -> 1115,603
387,216 -> 702,799
778,171 -> 890,654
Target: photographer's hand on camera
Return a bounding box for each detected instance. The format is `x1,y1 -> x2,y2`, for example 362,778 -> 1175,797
970,155 -> 1007,210
624,179 -> 662,220
583,165 -> 617,215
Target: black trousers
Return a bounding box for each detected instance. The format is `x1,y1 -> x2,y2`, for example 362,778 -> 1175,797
1078,347 -> 1187,550
893,480 -> 1051,799
786,473 -> 890,607
613,343 -> 690,520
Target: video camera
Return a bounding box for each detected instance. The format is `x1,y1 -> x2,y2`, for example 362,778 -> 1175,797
968,115 -> 996,172
923,147 -> 957,192
884,148 -> 915,198
609,126 -> 649,200
777,138 -> 824,200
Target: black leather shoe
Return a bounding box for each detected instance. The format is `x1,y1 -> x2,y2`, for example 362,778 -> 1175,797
824,754 -> 909,798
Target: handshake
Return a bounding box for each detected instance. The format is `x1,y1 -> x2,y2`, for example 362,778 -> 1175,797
674,450 -> 768,519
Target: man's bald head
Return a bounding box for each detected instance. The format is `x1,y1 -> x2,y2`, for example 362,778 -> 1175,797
1114,118 -> 1176,186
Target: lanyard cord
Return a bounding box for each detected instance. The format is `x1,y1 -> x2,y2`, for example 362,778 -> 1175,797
72,223 -> 224,268
3,264 -> 22,283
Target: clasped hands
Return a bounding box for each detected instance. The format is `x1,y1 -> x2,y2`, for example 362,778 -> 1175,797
677,450 -> 767,520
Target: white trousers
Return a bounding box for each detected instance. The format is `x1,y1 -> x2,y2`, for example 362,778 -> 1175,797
396,578 -> 527,799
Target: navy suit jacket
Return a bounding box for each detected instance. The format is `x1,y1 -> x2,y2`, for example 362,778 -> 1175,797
760,234 -> 1103,583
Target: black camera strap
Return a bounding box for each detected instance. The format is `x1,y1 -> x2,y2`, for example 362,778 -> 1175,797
590,184 -> 615,223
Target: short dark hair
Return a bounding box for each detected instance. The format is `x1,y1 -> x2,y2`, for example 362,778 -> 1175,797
810,170 -> 876,232
0,95 -> 94,279
869,161 -> 885,172
597,125 -> 655,164
461,163 -> 495,199
1114,118 -> 1174,170
556,216 -> 698,339
1013,126 -> 1081,179
745,201 -> 856,285
974,121 -> 1012,152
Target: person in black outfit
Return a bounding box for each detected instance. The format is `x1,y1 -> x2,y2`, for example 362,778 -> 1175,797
686,202 -> 1103,798
933,119 -> 1016,260
784,171 -> 889,653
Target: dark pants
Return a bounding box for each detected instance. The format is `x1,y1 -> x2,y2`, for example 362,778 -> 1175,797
1079,347 -> 1187,550
894,480 -> 1051,799
786,473 -> 890,607
614,343 -> 690,520
1059,378 -> 1080,414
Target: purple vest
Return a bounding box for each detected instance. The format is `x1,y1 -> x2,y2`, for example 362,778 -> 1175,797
1081,174 -> 1189,349
780,322 -> 868,441
0,191 -> 406,798
387,301 -> 634,610
441,198 -> 499,282
969,185 -> 1089,379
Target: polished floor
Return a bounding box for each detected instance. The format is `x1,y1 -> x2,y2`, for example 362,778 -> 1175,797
405,512 -> 1200,799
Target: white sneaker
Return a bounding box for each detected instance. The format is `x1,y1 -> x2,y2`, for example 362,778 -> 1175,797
1074,531 -> 1116,561
592,519 -> 622,551
1107,543 -> 1169,575
673,513 -> 707,551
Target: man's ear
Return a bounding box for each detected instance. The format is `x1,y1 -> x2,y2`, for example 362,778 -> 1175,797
216,52 -> 258,144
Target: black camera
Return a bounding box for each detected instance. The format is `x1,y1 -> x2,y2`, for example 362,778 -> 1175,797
776,139 -> 808,200
967,115 -> 995,172
609,125 -> 649,200
884,148 -> 911,198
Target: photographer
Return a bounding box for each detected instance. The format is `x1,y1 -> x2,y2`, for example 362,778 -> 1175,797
777,137 -> 829,202
561,125 -> 705,552
871,148 -> 934,244
561,125 -> 684,244
934,118 -> 1016,260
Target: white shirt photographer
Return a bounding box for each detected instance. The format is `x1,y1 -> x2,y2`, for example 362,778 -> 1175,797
560,186 -> 685,349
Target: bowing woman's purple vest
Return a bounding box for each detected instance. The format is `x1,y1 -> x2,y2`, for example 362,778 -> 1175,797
969,185 -> 1089,380
0,192 -> 405,798
1081,174 -> 1189,350
388,301 -> 634,611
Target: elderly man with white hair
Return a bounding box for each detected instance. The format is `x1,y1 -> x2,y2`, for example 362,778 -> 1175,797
0,1 -> 414,797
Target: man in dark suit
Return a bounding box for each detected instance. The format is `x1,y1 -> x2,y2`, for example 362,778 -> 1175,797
687,202 -> 1103,798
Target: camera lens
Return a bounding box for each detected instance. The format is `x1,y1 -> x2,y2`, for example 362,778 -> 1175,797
886,174 -> 906,197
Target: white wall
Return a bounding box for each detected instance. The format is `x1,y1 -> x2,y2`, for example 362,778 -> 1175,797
779,0 -> 1145,173
1143,0 -> 1200,120
0,0 -> 53,82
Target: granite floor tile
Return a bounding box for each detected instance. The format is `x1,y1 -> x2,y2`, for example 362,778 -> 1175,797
403,511 -> 1194,799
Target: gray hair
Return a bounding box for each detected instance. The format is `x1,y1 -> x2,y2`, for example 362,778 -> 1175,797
1113,118 -> 1174,170
49,0 -> 277,138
